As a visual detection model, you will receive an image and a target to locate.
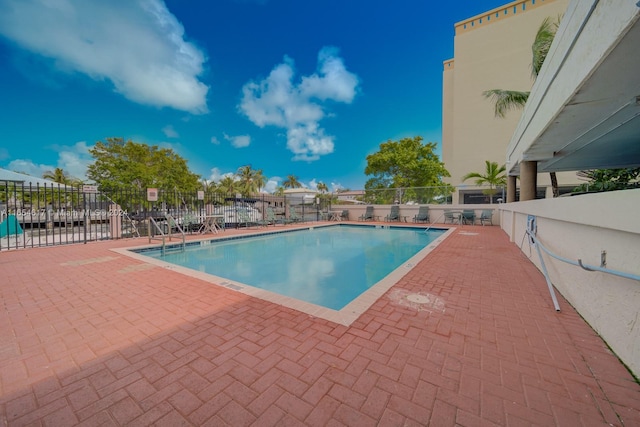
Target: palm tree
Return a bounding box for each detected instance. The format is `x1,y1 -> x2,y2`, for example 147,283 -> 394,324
482,90 -> 530,119
462,161 -> 506,204
217,176 -> 238,195
236,165 -> 266,196
40,168 -> 82,209
201,178 -> 217,197
42,167 -> 81,186
483,16 -> 561,197
317,182 -> 328,193
283,174 -> 302,189
482,16 -> 559,117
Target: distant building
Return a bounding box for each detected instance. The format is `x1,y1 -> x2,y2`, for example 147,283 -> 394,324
0,167 -> 63,187
283,188 -> 318,205
335,190 -> 364,204
442,0 -> 576,203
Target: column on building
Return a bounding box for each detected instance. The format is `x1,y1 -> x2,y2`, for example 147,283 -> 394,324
507,176 -> 517,203
520,161 -> 537,201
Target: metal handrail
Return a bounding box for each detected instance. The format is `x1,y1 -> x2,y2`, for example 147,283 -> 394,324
148,216 -> 166,248
527,230 -> 640,282
163,214 -> 185,251
424,211 -> 460,232
424,213 -> 445,232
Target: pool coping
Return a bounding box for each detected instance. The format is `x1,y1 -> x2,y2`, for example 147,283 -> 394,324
111,223 -> 455,326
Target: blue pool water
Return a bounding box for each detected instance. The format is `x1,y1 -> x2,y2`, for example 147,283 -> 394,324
137,225 -> 444,310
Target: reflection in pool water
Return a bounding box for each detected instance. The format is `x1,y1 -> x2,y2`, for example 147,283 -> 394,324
138,225 -> 444,310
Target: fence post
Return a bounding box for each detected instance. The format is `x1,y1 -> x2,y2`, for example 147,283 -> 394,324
110,204 -> 122,239
83,192 -> 87,244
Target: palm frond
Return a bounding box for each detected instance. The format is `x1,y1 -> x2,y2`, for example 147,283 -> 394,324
482,89 -> 530,118
531,15 -> 561,78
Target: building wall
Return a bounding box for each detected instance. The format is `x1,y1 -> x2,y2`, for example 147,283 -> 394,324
499,189 -> 640,376
332,204 -> 501,226
442,0 -> 573,203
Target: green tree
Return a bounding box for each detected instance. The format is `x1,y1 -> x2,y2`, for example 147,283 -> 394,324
574,168 -> 640,193
462,161 -> 507,203
283,175 -> 302,189
87,138 -> 200,192
316,182 -> 328,193
364,136 -> 452,204
483,16 -> 562,197
483,16 -> 559,117
217,176 -> 239,195
42,168 -> 82,209
236,165 -> 266,197
43,167 -> 82,186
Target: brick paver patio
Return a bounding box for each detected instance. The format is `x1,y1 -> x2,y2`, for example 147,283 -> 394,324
1,224 -> 639,426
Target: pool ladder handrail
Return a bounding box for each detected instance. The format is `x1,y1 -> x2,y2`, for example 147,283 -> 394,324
424,212 -> 447,232
148,214 -> 185,252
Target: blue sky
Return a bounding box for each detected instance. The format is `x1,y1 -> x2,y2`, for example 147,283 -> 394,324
0,0 -> 507,192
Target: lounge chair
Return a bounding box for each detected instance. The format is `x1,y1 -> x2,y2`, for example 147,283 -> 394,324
256,208 -> 273,227
288,208 -> 304,223
261,206 -> 287,226
339,210 -> 349,221
412,206 -> 430,223
479,209 -> 494,226
461,210 -> 476,225
237,210 -> 260,228
182,212 -> 201,233
358,206 -> 376,221
384,205 -> 401,222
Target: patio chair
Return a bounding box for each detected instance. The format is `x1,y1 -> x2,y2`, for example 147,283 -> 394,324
384,205 -> 401,222
358,206 -> 375,221
443,209 -> 456,224
479,209 -> 494,226
461,210 -> 476,225
412,206 -> 430,223
339,210 -> 349,221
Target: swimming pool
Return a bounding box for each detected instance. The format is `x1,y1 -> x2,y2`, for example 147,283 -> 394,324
118,224 -> 451,325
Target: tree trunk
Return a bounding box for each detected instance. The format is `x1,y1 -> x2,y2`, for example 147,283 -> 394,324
550,172 -> 559,197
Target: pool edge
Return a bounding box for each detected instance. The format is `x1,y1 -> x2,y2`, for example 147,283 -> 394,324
111,224 -> 455,327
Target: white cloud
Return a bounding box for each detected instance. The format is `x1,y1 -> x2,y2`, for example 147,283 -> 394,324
224,133 -> 251,148
55,141 -> 93,179
300,47 -> 359,102
5,159 -> 52,179
5,141 -> 92,181
263,178 -> 279,193
162,125 -> 179,138
0,0 -> 209,113
207,167 -> 234,182
239,46 -> 359,161
330,182 -> 343,192
210,136 -> 220,145
0,147 -> 8,161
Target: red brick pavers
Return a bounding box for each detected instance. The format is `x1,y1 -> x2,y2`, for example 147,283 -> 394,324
1,225 -> 639,426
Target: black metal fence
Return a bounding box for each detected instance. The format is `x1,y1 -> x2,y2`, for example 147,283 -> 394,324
1,181 -> 512,250
0,182 -> 330,251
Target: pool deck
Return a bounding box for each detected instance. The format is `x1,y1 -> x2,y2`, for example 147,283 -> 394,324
1,222 -> 639,426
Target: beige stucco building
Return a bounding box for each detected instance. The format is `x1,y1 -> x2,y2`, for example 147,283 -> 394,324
442,0 -> 576,203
